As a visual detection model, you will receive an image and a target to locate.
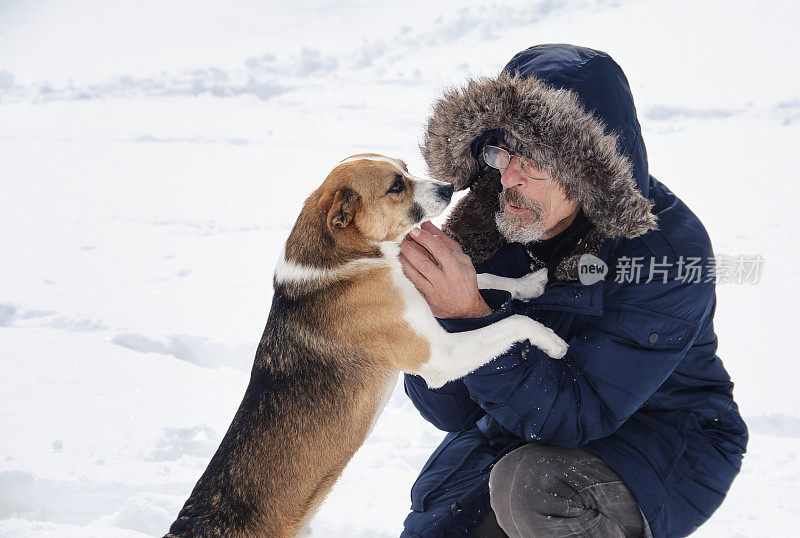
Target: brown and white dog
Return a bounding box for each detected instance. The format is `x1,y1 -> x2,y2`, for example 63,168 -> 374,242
165,154 -> 567,538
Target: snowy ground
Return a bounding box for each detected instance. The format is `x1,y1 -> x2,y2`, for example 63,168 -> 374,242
1,0 -> 798,536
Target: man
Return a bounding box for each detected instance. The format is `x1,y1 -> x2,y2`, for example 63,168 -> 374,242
398,44 -> 747,538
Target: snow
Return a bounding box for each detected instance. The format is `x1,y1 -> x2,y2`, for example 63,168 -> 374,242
1,0 -> 798,535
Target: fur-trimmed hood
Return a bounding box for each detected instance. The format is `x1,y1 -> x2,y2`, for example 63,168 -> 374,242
421,44 -> 658,266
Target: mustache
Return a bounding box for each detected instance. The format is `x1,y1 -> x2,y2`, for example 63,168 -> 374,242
499,188 -> 543,215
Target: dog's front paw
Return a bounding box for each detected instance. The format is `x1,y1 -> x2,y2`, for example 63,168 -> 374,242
512,268 -> 548,299
526,319 -> 568,359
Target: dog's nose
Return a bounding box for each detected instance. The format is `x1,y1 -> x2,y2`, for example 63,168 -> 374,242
437,183 -> 454,200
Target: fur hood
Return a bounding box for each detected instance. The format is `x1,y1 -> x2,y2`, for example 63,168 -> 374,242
421,45 -> 658,266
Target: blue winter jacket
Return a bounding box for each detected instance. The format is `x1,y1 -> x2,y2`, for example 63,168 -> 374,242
402,45 -> 747,538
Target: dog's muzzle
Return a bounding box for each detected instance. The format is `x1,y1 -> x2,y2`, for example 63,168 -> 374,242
414,180 -> 453,221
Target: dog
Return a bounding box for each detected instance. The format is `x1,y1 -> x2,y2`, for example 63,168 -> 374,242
165,154 -> 567,537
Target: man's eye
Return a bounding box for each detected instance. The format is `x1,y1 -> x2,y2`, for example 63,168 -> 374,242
387,179 -> 405,194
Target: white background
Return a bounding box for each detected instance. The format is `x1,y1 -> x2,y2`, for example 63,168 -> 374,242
1,0 -> 798,536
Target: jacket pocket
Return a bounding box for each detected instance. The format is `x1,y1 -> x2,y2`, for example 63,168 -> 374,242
615,304 -> 697,350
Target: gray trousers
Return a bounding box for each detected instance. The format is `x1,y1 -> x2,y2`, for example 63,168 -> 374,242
470,444 -> 652,538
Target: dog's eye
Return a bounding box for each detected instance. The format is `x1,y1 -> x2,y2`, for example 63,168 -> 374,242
387,178 -> 405,194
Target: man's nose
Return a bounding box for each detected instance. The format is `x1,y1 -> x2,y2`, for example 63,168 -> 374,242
500,159 -> 526,189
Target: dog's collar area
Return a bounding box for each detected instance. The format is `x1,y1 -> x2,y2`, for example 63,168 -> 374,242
274,246 -> 392,286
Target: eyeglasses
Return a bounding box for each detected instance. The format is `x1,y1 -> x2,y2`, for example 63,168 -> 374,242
482,145 -> 548,180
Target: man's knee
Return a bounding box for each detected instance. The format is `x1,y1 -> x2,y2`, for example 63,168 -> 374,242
488,444 -> 647,537
489,444 -> 581,516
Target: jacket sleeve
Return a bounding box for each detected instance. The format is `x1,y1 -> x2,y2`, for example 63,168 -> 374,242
403,289 -> 515,432
456,277 -> 715,447
403,374 -> 485,432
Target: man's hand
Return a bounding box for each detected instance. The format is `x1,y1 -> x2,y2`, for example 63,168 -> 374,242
399,221 -> 493,319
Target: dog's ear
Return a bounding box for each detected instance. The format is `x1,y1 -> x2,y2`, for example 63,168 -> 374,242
326,186 -> 360,231
317,186 -> 360,248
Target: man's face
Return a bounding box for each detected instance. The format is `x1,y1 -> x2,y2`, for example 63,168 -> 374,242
494,148 -> 580,242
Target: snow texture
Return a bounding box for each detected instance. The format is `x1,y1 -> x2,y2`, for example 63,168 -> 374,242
0,0 -> 798,536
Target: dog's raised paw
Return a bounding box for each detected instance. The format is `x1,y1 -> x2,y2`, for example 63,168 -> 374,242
512,268 -> 549,299
526,321 -> 568,359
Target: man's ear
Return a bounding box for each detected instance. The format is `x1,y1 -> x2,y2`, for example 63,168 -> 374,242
325,186 -> 360,233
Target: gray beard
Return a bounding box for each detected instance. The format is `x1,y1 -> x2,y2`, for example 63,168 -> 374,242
495,209 -> 546,243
